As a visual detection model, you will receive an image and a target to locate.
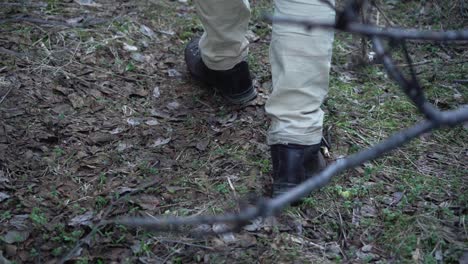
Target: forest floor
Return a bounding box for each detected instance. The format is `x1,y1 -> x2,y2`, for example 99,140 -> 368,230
0,0 -> 467,263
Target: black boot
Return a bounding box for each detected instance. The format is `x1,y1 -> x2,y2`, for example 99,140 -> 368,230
184,38 -> 257,104
270,144 -> 327,198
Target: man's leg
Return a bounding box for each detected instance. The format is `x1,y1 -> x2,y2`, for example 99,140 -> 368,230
266,0 -> 335,196
196,0 -> 250,71
186,0 -> 256,104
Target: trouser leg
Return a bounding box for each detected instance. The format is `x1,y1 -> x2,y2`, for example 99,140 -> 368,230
194,0 -> 251,71
265,0 -> 335,146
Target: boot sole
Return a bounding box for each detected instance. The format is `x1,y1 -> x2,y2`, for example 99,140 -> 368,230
223,85 -> 257,105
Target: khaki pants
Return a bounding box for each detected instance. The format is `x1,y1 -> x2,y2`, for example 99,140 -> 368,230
195,0 -> 335,145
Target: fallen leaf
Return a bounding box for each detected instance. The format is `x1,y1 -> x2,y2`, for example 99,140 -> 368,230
53,85 -> 73,95
89,132 -> 114,144
237,233 -> 257,248
132,195 -> 161,210
66,16 -> 84,26
167,69 -> 181,77
74,0 -> 102,7
131,53 -> 146,62
243,216 -> 277,231
110,127 -> 126,135
390,192 -> 404,206
52,104 -> 73,114
129,87 -> 149,97
145,119 -> 159,126
212,224 -> 236,244
69,211 -> 94,227
131,240 -> 142,254
127,118 -> 142,126
140,25 -> 156,38
362,244 -> 373,252
435,249 -> 443,262
1,230 -> 30,244
361,204 -> 377,217
0,192 -> 10,202
325,243 -> 342,259
9,215 -> 29,230
68,93 -> 85,109
150,137 -> 171,147
196,139 -> 209,151
356,250 -> 379,261
116,187 -> 137,195
150,109 -> 170,119
243,217 -> 263,232
123,43 -> 138,51
116,142 -> 133,152
191,224 -> 211,234
412,248 -> 422,263
152,87 -> 160,98
167,101 -> 180,110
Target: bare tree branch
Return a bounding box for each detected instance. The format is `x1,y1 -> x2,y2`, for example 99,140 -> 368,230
371,37 -> 441,121
114,0 -> 468,234
267,15 -> 468,41
116,108 -> 467,230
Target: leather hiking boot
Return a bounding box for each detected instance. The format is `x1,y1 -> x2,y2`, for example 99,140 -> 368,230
184,38 -> 257,104
270,144 -> 327,199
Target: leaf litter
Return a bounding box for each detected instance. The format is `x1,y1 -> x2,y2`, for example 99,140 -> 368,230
0,0 -> 466,263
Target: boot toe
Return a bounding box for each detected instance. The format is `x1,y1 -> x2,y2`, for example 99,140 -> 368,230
184,38 -> 257,105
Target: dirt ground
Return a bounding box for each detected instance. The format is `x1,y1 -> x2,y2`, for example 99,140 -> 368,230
0,0 -> 467,263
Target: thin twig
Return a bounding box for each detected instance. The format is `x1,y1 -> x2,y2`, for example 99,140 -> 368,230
371,0 -> 394,26
0,47 -> 27,59
0,86 -> 14,106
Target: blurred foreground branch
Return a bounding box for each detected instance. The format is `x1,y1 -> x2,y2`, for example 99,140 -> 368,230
114,0 -> 468,234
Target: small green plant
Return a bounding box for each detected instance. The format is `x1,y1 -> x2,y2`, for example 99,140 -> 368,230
76,258 -> 90,264
45,0 -> 60,14
125,62 -> 136,72
138,162 -> 158,177
99,173 -> 107,186
95,196 -> 109,210
172,256 -> 183,264
52,224 -> 84,244
0,210 -> 12,222
301,197 -> 317,207
53,146 -> 64,158
52,246 -> 63,257
215,182 -> 229,194
30,248 -> 39,257
30,208 -> 47,226
50,187 -> 58,197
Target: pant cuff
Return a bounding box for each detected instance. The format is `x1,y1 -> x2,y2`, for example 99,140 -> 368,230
267,130 -> 323,146
201,51 -> 248,71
